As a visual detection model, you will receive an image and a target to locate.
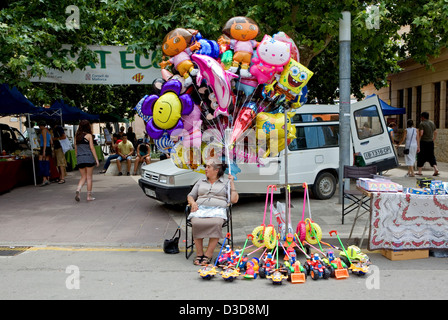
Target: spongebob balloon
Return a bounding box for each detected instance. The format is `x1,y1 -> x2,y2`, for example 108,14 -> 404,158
256,112 -> 296,158
264,59 -> 313,104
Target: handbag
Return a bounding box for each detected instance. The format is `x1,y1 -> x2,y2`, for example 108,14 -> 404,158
163,227 -> 181,254
403,129 -> 414,155
60,138 -> 73,154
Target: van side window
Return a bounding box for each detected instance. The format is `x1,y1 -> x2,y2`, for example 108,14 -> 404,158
354,105 -> 384,140
289,124 -> 339,151
292,113 -> 339,123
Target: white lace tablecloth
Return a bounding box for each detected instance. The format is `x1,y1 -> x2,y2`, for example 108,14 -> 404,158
369,192 -> 448,250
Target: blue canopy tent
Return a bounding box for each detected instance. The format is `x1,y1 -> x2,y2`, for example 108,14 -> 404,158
0,84 -> 39,116
366,94 -> 406,115
0,84 -> 44,185
31,100 -> 99,123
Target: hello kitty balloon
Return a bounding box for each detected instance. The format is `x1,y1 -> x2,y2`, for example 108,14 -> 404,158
249,34 -> 292,84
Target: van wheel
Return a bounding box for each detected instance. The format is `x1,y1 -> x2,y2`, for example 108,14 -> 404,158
311,172 -> 336,200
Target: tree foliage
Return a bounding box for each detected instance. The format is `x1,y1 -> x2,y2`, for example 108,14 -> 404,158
1,0 -> 448,115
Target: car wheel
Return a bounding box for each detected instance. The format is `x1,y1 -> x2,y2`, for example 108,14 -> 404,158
311,172 -> 336,200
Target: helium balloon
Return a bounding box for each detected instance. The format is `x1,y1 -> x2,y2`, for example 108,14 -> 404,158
229,102 -> 258,146
256,112 -> 296,157
141,79 -> 194,140
272,31 -> 300,62
219,16 -> 260,78
154,133 -> 175,154
250,34 -> 292,84
264,59 -> 313,103
160,28 -> 201,86
134,96 -> 151,123
192,54 -> 238,118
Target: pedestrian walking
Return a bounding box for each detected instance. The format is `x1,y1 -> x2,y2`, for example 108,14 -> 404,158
397,119 -> 418,177
38,121 -> 53,186
416,112 -> 439,176
74,120 -> 99,201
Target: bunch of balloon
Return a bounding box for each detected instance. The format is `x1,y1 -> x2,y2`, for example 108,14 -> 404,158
133,17 -> 314,176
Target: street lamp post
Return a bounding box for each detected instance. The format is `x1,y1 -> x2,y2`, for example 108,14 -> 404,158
338,11 -> 351,204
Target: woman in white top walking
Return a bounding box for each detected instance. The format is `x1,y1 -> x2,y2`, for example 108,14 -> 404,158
397,119 -> 419,177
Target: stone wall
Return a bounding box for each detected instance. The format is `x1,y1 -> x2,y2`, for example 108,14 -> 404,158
436,129 -> 448,163
396,128 -> 448,162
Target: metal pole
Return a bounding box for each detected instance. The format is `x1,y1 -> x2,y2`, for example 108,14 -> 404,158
284,107 -> 288,209
338,11 -> 351,204
27,113 -> 37,186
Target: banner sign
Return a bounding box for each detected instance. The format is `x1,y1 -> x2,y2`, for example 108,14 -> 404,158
29,45 -> 161,85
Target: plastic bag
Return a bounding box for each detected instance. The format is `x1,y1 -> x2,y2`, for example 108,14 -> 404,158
274,201 -> 286,240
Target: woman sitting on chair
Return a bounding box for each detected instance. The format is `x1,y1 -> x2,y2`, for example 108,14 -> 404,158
187,161 -> 239,266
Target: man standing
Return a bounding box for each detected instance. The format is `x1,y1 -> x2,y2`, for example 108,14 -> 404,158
416,112 -> 439,176
116,133 -> 134,176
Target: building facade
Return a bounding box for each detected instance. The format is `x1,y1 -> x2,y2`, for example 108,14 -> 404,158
363,48 -> 448,162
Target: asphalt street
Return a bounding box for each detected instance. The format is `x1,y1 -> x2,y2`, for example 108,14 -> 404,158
0,157 -> 447,300
1,247 -> 448,300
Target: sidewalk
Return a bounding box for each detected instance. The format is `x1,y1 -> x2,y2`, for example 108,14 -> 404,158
0,158 -> 446,249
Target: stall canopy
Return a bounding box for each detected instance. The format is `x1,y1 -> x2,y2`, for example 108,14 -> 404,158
366,94 -> 406,115
0,84 -> 39,115
31,99 -> 99,122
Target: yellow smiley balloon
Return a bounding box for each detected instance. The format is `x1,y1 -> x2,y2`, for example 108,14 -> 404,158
152,92 -> 183,130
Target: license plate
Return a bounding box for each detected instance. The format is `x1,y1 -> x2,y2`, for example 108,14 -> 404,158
145,188 -> 156,198
363,146 -> 391,160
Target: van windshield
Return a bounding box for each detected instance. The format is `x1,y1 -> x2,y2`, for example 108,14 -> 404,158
353,105 -> 384,140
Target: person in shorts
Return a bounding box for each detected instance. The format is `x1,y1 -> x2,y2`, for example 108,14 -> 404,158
116,133 -> 134,176
74,120 -> 99,201
38,121 -> 53,186
416,112 -> 439,176
51,123 -> 67,184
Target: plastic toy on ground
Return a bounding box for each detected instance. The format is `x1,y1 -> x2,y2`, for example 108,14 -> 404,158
258,252 -> 277,279
307,253 -> 331,280
198,265 -> 218,280
307,225 -> 349,280
242,258 -> 259,279
279,236 -> 306,283
220,267 -> 240,282
198,233 -> 231,280
296,183 -> 308,242
251,185 -> 278,249
322,249 -> 349,280
266,270 -> 288,285
330,230 -> 370,276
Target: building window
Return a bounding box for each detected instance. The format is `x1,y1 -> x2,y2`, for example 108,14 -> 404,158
434,82 -> 441,129
398,89 -> 404,128
416,86 -> 422,127
407,87 -> 413,121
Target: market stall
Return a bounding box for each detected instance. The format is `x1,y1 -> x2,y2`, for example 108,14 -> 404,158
0,157 -> 34,193
355,176 -> 448,252
0,84 -> 44,188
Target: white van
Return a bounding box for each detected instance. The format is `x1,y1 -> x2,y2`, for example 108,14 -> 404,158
138,95 -> 397,205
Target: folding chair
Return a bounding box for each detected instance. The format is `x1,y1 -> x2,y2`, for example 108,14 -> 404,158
341,165 -> 377,224
185,204 -> 233,259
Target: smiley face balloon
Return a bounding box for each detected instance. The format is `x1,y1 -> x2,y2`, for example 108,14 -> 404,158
141,79 -> 194,140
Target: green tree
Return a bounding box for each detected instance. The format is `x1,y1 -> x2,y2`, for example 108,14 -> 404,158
1,0 -> 448,112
